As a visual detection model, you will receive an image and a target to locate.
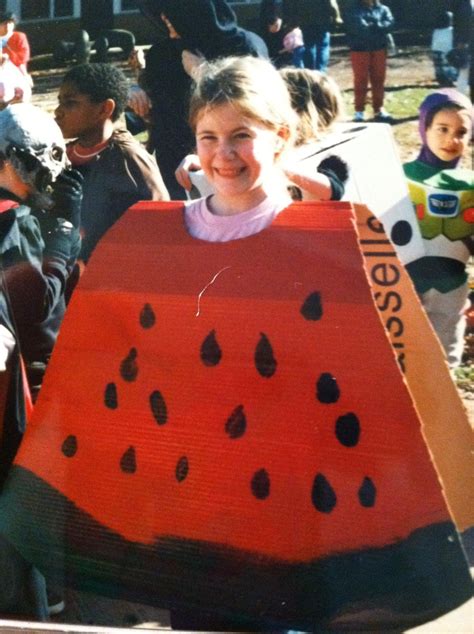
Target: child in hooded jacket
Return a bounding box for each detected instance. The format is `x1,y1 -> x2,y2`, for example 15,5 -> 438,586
403,88 -> 473,367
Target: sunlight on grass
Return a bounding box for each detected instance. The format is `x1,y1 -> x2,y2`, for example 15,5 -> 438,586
342,87 -> 433,120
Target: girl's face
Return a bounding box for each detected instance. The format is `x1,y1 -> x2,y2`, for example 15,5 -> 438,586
425,108 -> 471,163
195,102 -> 285,215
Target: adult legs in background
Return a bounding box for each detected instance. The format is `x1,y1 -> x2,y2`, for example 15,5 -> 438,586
303,30 -> 330,72
314,31 -> 331,72
369,48 -> 388,115
350,50 -> 370,116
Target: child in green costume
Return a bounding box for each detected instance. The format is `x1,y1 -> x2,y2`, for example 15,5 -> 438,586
404,89 -> 473,367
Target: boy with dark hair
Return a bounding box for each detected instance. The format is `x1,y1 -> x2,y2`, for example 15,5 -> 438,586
55,62 -> 169,264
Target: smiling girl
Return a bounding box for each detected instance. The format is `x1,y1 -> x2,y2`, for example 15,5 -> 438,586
183,56 -> 296,241
403,88 -> 473,367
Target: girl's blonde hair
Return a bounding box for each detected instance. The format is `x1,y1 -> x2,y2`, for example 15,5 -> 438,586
280,68 -> 344,145
189,56 -> 297,146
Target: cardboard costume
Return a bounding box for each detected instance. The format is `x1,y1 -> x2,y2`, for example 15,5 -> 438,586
403,89 -> 474,367
0,202 -> 471,630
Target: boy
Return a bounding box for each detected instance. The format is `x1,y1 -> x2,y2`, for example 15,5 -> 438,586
54,62 -> 169,264
0,102 -> 83,619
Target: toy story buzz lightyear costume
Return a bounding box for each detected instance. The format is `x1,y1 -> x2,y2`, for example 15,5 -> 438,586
404,89 -> 473,367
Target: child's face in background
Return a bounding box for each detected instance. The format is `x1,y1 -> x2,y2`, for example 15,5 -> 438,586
425,108 -> 471,163
196,103 -> 284,214
55,82 -> 105,141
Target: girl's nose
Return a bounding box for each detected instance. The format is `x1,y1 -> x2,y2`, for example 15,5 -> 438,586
217,141 -> 236,158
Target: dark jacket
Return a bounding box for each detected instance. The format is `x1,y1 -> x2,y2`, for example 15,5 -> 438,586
0,198 -> 80,395
284,0 -> 341,35
139,0 -> 268,198
159,0 -> 268,59
345,1 -> 394,52
69,128 -> 168,262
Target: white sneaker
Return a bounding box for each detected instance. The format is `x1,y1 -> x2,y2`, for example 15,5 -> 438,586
353,111 -> 365,122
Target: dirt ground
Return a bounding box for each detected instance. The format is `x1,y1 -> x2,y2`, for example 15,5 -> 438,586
18,43 -> 472,630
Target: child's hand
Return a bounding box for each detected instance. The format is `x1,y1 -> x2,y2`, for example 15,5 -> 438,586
175,154 -> 202,191
283,165 -> 333,201
128,85 -> 151,119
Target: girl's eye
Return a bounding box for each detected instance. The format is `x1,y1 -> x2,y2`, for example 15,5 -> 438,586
234,132 -> 252,140
198,135 -> 216,142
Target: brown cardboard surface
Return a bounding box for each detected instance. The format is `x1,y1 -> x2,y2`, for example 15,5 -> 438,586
355,203 -> 473,531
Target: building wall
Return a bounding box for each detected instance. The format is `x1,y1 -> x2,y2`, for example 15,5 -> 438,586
5,0 -> 447,55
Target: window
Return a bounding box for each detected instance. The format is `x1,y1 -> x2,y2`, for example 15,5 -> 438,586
120,0 -> 137,11
54,0 -> 73,17
21,0 -> 49,19
20,0 -> 74,19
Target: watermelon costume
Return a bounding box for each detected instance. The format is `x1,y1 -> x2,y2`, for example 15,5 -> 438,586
0,202 -> 470,630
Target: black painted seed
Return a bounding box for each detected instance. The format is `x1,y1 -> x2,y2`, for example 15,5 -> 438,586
120,348 -> 138,382
225,405 -> 247,439
390,220 -> 413,246
104,382 -> 118,409
316,373 -> 340,403
335,412 -> 360,447
358,477 -> 377,507
312,473 -> 337,513
150,390 -> 167,425
251,469 -> 270,499
140,303 -> 156,329
120,446 -> 137,474
176,456 -> 189,482
61,435 -> 77,458
255,333 -> 277,378
200,330 -> 222,366
300,291 -> 323,321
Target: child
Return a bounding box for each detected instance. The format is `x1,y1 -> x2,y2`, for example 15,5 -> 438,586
0,11 -> 30,79
431,10 -> 457,87
0,102 -> 83,619
54,63 -> 169,264
345,0 -> 395,122
403,89 -> 473,367
175,66 -> 347,202
278,67 -> 348,200
281,22 -> 305,68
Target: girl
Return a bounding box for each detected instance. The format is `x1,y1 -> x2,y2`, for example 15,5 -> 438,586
404,88 -> 473,367
176,66 -> 347,202
183,56 -> 296,241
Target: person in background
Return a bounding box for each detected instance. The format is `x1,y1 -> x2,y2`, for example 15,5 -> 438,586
345,0 -> 394,122
431,10 -> 457,87
129,0 -> 268,200
258,0 -> 288,67
281,19 -> 306,69
283,0 -> 343,72
54,63 -> 169,265
0,11 -> 32,104
449,0 -> 473,99
403,89 -> 473,368
0,102 -> 83,620
0,11 -> 30,79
